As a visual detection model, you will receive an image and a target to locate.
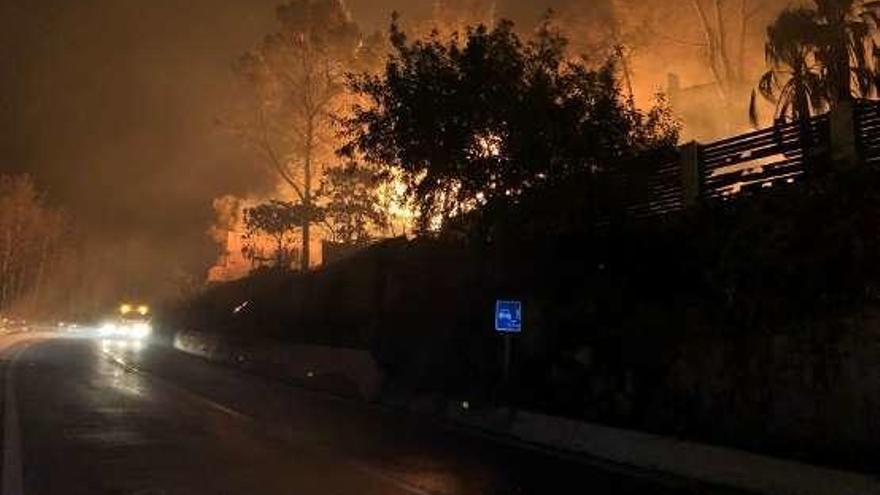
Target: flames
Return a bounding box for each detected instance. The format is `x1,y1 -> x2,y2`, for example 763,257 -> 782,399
207,176 -> 416,282
206,0 -> 797,283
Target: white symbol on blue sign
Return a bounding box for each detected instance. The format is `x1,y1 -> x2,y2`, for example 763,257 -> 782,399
495,300 -> 522,333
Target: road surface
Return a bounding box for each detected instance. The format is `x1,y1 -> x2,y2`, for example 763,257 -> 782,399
0,334 -> 738,495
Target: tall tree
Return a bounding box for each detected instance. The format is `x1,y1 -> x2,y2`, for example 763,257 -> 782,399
230,0 -> 380,270
750,9 -> 826,123
342,17 -> 678,231
812,0 -> 880,102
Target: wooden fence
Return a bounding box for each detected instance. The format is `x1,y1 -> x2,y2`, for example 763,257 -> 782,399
699,114 -> 830,200
617,99 -> 879,217
602,150 -> 683,219
856,100 -> 880,166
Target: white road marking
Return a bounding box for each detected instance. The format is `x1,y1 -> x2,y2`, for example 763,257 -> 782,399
102,350 -> 251,422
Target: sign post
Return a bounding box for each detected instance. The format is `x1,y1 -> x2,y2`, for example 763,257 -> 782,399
494,300 -> 522,384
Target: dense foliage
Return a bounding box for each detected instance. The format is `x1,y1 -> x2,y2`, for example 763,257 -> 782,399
342,18 -> 679,231
242,200 -> 320,269
319,162 -> 388,244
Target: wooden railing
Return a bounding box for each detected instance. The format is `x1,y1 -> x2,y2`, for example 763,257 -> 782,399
610,99 -> 880,218
601,150 -> 684,218
699,114 -> 830,199
855,100 -> 880,165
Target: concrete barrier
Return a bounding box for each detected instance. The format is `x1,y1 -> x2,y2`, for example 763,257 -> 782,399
445,406 -> 880,495
172,331 -> 382,400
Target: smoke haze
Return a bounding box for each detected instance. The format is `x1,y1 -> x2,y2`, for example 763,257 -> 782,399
0,0 -> 791,304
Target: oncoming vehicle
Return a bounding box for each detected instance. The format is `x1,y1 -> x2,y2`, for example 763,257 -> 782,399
100,303 -> 153,340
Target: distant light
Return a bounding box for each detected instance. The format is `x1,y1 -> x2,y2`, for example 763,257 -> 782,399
233,301 -> 250,314
461,400 -> 470,410
120,304 -> 132,315
137,305 -> 149,315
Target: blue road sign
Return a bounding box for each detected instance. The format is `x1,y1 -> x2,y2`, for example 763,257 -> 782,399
495,300 -> 522,333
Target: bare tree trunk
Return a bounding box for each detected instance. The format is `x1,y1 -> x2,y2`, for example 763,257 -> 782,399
30,236 -> 51,312
0,228 -> 13,309
303,190 -> 311,270
607,0 -> 634,100
9,261 -> 24,308
275,233 -> 286,268
713,0 -> 733,87
302,115 -> 314,272
691,0 -> 727,101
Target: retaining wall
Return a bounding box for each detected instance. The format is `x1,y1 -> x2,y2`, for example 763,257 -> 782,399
172,330 -> 382,400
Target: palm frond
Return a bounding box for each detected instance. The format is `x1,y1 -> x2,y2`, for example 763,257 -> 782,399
757,70 -> 780,101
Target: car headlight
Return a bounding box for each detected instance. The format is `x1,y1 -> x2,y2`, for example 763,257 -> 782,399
132,322 -> 152,339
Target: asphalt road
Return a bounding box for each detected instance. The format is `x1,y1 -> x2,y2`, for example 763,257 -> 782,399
0,335 -> 737,495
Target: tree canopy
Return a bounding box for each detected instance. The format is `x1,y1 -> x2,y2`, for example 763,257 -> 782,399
341,17 -> 679,231
242,200 -> 320,269
319,162 -> 388,245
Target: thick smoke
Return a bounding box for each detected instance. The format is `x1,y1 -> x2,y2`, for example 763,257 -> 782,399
0,0 -> 795,308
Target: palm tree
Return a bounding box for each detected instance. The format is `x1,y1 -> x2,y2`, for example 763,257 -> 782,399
750,9 -> 827,125
751,0 -> 880,125
813,0 -> 880,102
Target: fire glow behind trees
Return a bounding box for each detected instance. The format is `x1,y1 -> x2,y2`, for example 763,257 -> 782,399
342,17 -> 680,231
0,0 -> 808,299
227,0 -> 383,271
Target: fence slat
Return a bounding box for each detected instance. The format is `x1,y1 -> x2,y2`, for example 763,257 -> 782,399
705,163 -> 804,192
